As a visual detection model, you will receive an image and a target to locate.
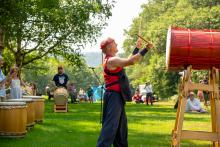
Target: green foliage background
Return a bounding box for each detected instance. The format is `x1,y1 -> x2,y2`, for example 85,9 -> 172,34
21,57 -> 100,94
123,0 -> 220,98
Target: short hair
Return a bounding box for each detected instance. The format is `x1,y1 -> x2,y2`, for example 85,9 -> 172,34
100,37 -> 115,54
58,65 -> 63,69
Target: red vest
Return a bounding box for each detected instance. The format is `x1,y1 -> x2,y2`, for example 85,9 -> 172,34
103,56 -> 122,92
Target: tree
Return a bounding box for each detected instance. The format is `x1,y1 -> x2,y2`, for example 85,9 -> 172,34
123,0 -> 220,98
0,0 -> 115,69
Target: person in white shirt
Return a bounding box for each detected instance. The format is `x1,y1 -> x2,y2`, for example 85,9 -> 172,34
186,91 -> 207,113
8,66 -> 25,99
144,81 -> 153,105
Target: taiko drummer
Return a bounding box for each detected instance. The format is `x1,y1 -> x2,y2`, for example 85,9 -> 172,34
97,37 -> 153,147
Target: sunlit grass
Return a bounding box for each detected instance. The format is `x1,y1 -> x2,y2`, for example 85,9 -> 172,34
0,101 -> 212,147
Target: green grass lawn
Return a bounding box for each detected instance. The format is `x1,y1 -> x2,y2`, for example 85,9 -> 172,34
0,100 -> 212,147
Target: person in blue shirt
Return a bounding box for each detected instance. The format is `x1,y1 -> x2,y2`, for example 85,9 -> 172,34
87,85 -> 94,103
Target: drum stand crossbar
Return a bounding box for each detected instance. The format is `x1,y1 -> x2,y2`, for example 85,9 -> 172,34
172,66 -> 220,147
54,104 -> 68,112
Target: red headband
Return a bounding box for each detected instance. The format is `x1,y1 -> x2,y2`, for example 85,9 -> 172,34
100,38 -> 115,50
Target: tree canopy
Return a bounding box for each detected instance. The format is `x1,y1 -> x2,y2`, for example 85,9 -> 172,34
0,0 -> 115,69
123,0 -> 220,98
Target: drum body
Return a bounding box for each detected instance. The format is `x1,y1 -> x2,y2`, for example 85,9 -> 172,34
0,102 -> 27,137
7,99 -> 35,127
23,96 -> 45,123
54,88 -> 68,105
166,27 -> 220,71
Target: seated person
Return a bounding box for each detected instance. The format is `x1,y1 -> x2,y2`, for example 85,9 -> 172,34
186,91 -> 207,113
132,90 -> 143,104
78,88 -> 87,102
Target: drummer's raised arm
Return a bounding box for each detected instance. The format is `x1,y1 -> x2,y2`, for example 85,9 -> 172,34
108,41 -> 153,68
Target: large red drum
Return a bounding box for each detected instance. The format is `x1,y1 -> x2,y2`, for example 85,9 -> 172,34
166,27 -> 220,71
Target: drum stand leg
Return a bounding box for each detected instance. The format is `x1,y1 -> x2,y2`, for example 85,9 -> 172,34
210,69 -> 220,146
172,66 -> 220,146
172,69 -> 189,147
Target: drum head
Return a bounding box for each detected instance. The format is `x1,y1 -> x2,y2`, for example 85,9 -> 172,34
166,27 -> 172,70
0,102 -> 26,106
23,96 -> 43,99
7,99 -> 33,102
54,88 -> 68,98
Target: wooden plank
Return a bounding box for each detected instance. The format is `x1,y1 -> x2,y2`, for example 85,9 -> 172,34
188,83 -> 218,92
181,130 -> 218,141
54,104 -> 68,113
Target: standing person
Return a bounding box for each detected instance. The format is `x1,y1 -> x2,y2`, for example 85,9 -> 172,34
53,65 -> 69,88
31,83 -> 37,96
0,56 -> 10,101
87,85 -> 94,103
97,37 -> 153,147
144,81 -> 153,105
8,66 -> 25,99
202,76 -> 209,106
67,82 -> 77,103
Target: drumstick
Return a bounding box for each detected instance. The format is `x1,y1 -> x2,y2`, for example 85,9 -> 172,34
138,17 -> 142,36
135,34 -> 151,44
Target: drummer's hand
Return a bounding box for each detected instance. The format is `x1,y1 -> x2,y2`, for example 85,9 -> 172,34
146,42 -> 154,49
136,38 -> 142,49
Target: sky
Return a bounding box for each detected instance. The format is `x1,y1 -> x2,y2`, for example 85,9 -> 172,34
84,0 -> 147,53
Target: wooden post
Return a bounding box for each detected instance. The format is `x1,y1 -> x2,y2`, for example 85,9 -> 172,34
210,68 -> 220,147
210,69 -> 218,146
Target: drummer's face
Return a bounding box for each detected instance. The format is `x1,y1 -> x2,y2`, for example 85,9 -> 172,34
110,41 -> 118,55
58,68 -> 64,74
189,94 -> 194,100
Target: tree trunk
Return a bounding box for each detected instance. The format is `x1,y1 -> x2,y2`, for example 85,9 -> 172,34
0,27 -> 4,56
14,52 -> 23,78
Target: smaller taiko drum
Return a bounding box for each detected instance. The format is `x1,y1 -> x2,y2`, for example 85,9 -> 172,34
0,102 -> 27,138
54,88 -> 68,105
7,99 -> 35,128
23,96 -> 45,123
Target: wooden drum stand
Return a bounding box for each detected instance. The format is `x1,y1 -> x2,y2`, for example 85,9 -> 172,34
172,66 -> 220,147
